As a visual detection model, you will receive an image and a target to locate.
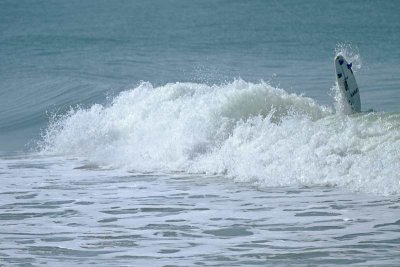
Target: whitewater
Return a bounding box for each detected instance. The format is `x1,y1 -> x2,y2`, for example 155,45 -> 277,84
2,78 -> 399,266
39,80 -> 400,195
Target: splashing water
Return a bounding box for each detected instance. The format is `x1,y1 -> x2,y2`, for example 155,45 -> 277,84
39,80 -> 400,195
335,43 -> 362,72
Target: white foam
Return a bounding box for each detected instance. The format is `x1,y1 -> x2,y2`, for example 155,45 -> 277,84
39,80 -> 400,195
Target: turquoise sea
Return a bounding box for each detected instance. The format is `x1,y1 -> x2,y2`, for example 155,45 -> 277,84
1,1 -> 400,266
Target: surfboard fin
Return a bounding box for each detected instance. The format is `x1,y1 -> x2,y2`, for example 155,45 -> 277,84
337,73 -> 342,78
347,63 -> 352,69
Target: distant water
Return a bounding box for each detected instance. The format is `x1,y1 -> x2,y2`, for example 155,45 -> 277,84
1,0 -> 400,266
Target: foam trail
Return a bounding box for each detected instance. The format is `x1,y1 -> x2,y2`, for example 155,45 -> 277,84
39,80 -> 400,195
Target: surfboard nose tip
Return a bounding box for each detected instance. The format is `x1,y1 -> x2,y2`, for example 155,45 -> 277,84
335,54 -> 345,65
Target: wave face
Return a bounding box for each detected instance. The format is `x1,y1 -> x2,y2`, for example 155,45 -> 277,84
39,80 -> 400,195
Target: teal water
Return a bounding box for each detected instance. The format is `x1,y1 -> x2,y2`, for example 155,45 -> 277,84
1,0 -> 399,151
1,1 -> 400,266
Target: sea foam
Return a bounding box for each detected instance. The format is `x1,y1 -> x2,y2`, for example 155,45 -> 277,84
40,80 -> 400,195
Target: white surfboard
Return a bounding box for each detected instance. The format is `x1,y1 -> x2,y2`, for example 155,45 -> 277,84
334,54 -> 361,113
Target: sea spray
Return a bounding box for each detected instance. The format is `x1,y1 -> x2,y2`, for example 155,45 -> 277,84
335,43 -> 362,72
39,80 -> 400,194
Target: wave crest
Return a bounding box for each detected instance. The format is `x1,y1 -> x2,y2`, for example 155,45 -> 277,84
39,80 -> 400,195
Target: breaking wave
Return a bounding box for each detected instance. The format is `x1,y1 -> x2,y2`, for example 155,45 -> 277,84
39,79 -> 400,195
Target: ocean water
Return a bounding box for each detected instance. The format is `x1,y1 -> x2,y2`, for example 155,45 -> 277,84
1,0 -> 400,266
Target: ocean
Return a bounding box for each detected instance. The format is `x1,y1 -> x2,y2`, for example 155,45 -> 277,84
1,0 -> 400,266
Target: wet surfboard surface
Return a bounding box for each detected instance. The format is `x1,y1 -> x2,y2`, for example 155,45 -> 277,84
335,55 -> 361,113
